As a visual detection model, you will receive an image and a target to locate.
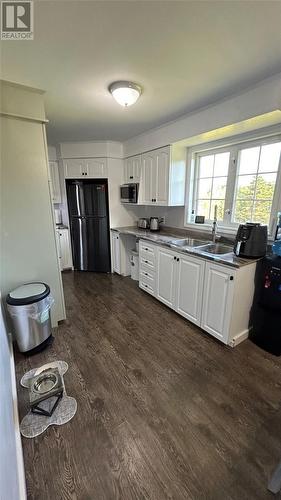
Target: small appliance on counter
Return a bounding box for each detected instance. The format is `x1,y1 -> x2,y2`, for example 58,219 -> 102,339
150,217 -> 163,232
120,183 -> 139,203
233,223 -> 267,258
138,218 -> 150,229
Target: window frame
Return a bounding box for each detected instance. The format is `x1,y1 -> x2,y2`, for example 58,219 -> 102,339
185,132 -> 281,238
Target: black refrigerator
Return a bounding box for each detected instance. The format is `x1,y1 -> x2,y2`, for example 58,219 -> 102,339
66,179 -> 111,272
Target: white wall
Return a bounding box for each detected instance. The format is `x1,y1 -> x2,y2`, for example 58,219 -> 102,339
0,302 -> 26,500
0,82 -> 65,327
123,72 -> 281,156
107,158 -> 138,228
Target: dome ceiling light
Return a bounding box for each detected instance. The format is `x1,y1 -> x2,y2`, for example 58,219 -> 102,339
108,81 -> 142,107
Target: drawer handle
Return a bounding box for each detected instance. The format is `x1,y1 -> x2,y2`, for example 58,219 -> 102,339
145,272 -> 148,276
144,284 -> 148,288
145,260 -> 148,263
145,248 -> 148,251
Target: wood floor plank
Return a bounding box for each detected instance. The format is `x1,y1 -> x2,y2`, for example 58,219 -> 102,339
15,271 -> 281,499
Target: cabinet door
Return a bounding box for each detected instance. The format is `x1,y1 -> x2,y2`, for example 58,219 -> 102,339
49,161 -> 62,203
175,254 -> 205,326
63,159 -> 85,178
124,157 -> 134,182
112,232 -> 121,274
155,147 -> 169,205
55,229 -> 62,271
59,229 -> 72,270
124,156 -> 141,182
139,152 -> 155,204
86,158 -> 108,178
157,248 -> 176,309
132,156 -> 141,181
201,262 -> 235,344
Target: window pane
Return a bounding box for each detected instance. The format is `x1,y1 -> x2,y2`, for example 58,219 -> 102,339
212,177 -> 227,199
258,142 -> 281,172
236,175 -> 256,199
199,155 -> 214,178
213,152 -> 230,177
234,200 -> 253,223
197,200 -> 210,219
252,201 -> 272,224
198,178 -> 212,199
239,146 -> 260,175
210,200 -> 224,221
255,173 -> 277,199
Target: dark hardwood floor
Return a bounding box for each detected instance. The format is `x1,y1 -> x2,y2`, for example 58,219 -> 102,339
15,271 -> 281,500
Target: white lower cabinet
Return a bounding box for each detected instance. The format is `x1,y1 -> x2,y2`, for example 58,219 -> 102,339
56,228 -> 72,271
157,247 -> 177,308
201,262 -> 235,343
175,254 -> 205,326
139,239 -> 256,346
157,248 -> 205,324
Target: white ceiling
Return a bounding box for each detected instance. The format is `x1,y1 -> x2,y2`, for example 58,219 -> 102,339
1,1 -> 281,144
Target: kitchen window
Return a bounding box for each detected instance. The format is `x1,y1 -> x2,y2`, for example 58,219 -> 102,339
187,135 -> 281,235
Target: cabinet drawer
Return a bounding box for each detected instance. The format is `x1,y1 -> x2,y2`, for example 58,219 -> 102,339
139,280 -> 155,296
140,270 -> 155,288
139,241 -> 156,257
140,255 -> 155,271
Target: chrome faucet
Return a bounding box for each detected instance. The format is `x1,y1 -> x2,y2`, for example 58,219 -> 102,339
211,205 -> 218,243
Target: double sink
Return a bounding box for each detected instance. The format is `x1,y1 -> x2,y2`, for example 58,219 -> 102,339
169,238 -> 233,256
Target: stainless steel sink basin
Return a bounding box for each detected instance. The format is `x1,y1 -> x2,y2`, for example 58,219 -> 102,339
198,243 -> 233,255
170,238 -> 207,247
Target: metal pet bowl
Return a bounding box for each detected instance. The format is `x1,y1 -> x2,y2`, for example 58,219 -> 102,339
33,373 -> 58,394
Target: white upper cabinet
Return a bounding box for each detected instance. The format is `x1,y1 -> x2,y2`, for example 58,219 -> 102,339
49,161 -> 61,203
124,155 -> 141,182
63,158 -> 108,179
138,145 -> 186,206
63,159 -> 84,178
86,158 -> 108,178
201,262 -> 235,344
141,151 -> 154,204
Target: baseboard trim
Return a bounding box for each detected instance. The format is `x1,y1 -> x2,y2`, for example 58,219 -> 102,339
229,329 -> 249,347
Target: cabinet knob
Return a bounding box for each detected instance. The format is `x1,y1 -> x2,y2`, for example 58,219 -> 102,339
177,258 -> 179,262
230,276 -> 234,281
174,256 -> 176,260
130,176 -> 133,179
145,260 -> 148,263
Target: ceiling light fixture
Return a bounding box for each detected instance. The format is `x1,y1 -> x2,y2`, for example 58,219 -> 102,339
108,81 -> 142,107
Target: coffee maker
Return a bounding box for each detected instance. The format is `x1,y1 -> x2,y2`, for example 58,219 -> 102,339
233,223 -> 267,258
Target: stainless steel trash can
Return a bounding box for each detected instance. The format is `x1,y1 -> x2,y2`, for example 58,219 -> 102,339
6,282 -> 54,354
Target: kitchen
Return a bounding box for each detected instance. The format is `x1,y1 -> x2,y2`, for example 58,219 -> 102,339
1,1 -> 281,499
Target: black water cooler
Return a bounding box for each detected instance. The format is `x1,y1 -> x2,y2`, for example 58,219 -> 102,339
250,255 -> 281,355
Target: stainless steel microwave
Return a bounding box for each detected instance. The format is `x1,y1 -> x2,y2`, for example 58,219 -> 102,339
120,183 -> 139,203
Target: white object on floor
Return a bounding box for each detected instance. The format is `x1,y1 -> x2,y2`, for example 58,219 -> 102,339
20,360 -> 77,438
130,250 -> 139,281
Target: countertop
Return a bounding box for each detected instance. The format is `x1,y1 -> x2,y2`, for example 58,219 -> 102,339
111,226 -> 259,269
